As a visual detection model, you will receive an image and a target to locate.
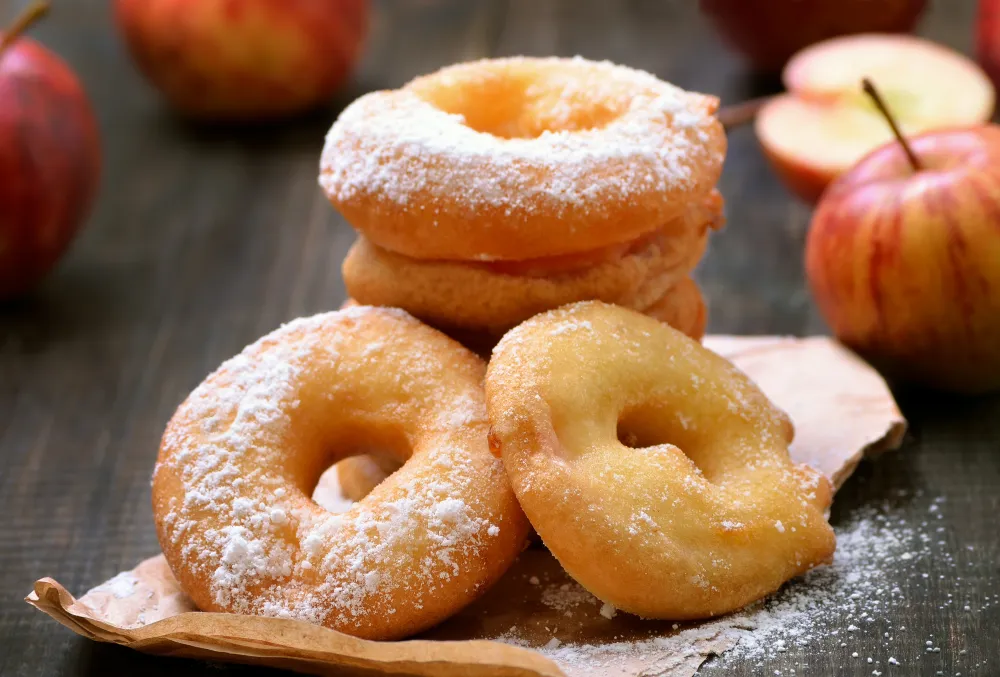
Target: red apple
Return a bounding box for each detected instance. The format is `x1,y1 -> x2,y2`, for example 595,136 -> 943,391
0,2 -> 100,300
114,0 -> 369,120
806,125 -> 1000,393
700,0 -> 926,73
977,0 -> 1000,90
756,34 -> 995,204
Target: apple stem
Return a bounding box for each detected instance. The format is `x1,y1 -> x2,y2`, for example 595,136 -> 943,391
862,77 -> 923,172
0,0 -> 50,57
717,95 -> 773,130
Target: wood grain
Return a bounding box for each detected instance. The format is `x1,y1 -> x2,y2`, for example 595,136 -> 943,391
1,1 -> 997,675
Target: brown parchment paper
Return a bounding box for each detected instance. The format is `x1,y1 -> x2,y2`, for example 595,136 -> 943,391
27,335 -> 906,677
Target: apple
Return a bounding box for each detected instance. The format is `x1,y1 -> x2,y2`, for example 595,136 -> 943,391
700,0 -> 926,73
756,34 -> 995,204
805,124 -> 1000,394
0,1 -> 100,300
114,0 -> 370,120
977,0 -> 1000,90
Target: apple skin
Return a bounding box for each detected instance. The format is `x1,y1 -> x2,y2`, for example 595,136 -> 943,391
114,0 -> 369,120
806,126 -> 1000,393
977,0 -> 1000,90
700,0 -> 927,72
0,38 -> 101,300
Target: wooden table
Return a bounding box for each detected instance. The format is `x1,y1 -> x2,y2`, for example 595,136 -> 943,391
2,1 -> 997,675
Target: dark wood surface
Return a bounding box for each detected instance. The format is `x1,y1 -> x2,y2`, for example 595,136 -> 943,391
2,1 -> 998,675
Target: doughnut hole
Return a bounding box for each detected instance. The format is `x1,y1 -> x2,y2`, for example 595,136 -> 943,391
616,404 -> 730,483
284,406 -> 417,511
408,65 -> 632,139
290,417 -> 409,492
325,452 -> 403,508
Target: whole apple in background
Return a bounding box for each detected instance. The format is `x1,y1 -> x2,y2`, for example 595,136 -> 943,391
0,1 -> 101,301
976,0 -> 1000,90
114,0 -> 369,121
699,0 -> 926,73
756,34 -> 995,204
806,82 -> 1000,394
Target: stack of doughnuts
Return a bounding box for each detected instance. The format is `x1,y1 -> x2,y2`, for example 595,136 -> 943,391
150,57 -> 837,645
320,57 -> 727,347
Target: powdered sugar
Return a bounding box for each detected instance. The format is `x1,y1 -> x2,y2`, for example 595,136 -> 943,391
437,394 -> 486,429
322,56 -> 715,207
541,582 -> 601,615
548,319 -> 595,337
91,572 -> 142,600
494,495 -> 990,677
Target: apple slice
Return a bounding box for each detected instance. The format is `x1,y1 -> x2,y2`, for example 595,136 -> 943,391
785,34 -> 994,113
756,34 -> 995,202
756,95 -> 902,203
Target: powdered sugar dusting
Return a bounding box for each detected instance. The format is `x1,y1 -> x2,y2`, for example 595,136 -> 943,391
90,572 -> 142,600
548,319 -> 594,337
541,581 -> 601,615
701,495 -> 990,671
437,393 -> 486,429
495,496 -> 992,677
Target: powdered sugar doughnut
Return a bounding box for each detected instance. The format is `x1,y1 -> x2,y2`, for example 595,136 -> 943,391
486,302 -> 835,620
342,200 -> 715,335
320,56 -> 726,261
152,307 -> 530,640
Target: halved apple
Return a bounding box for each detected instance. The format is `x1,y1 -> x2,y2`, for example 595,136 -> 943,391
756,34 -> 995,203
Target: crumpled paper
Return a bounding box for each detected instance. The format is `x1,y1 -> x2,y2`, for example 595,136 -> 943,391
704,335 -> 906,488
27,335 -> 906,677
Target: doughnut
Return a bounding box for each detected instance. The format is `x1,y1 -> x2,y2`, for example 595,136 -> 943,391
342,196 -> 716,335
342,228 -> 704,334
485,302 -> 835,620
640,277 -> 708,341
320,56 -> 726,261
152,306 -> 530,640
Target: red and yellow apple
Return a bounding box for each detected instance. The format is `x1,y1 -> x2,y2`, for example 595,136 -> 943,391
700,0 -> 926,72
0,3 -> 100,300
756,35 -> 995,203
114,0 -> 370,120
806,125 -> 1000,394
